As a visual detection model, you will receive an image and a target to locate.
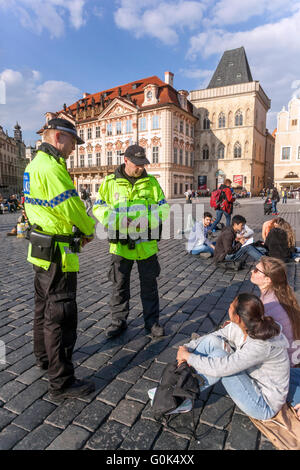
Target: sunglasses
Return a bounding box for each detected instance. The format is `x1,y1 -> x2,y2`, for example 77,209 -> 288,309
252,266 -> 266,275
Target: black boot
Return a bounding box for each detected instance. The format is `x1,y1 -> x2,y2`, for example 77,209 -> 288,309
106,320 -> 127,338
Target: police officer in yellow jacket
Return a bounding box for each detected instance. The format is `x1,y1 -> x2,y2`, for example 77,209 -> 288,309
24,118 -> 95,400
93,145 -> 170,338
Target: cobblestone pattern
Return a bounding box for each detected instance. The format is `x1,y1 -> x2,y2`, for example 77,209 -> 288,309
0,200 -> 299,450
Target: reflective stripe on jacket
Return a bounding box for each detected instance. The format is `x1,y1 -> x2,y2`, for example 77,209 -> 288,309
24,149 -> 95,272
93,168 -> 169,260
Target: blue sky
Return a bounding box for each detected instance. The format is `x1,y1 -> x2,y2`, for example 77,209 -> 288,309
1,0 -> 300,145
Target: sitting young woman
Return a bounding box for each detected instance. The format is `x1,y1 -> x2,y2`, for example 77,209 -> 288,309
261,217 -> 297,262
250,256 -> 300,419
177,293 -> 290,420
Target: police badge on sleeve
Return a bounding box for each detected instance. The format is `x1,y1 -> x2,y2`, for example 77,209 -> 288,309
23,172 -> 30,194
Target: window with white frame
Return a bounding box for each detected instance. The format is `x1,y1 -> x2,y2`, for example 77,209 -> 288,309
116,122 -> 122,135
88,154 -> 92,166
107,151 -> 113,165
186,123 -> 189,135
107,123 -> 112,136
87,128 -> 92,140
180,120 -> 184,133
152,147 -> 159,164
69,156 -> 74,168
185,151 -> 189,166
80,154 -> 85,167
281,147 -> 291,161
139,117 -> 146,131
202,145 -> 209,160
116,150 -> 122,165
179,149 -> 183,165
79,129 -> 84,141
174,183 -> 177,195
235,110 -> 243,126
96,126 -> 101,138
96,152 -> 101,166
217,144 -> 225,159
95,183 -> 101,193
218,113 -> 226,128
126,120 -> 132,133
190,152 -> 194,167
152,115 -> 159,129
297,146 -> 300,160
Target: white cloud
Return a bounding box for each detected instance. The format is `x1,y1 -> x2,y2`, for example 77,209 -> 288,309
0,68 -> 80,141
211,0 -> 298,26
0,0 -> 86,38
180,68 -> 213,89
114,0 -> 205,45
187,7 -> 300,131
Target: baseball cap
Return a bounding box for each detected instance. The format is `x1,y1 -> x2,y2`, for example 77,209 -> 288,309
45,118 -> 84,145
121,144 -> 150,165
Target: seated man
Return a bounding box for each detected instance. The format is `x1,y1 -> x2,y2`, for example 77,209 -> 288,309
186,212 -> 215,258
213,215 -> 264,264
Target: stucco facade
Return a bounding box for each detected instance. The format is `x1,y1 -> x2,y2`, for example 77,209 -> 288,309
274,97 -> 300,190
189,81 -> 273,195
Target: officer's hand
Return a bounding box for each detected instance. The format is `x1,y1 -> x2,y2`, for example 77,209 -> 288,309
135,216 -> 149,231
81,236 -> 94,248
121,216 -> 132,228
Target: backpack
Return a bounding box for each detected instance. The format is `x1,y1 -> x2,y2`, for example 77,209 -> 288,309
250,403 -> 300,450
150,361 -> 203,438
210,189 -> 225,209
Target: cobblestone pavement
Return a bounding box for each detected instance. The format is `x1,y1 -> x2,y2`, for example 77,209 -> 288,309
0,200 -> 299,450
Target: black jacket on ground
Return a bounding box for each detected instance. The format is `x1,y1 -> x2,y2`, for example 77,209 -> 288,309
264,228 -> 294,262
213,226 -> 242,263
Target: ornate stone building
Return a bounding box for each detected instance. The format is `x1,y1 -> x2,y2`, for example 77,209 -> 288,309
274,97 -> 300,190
189,47 -> 274,195
50,73 -> 197,199
0,123 -> 27,195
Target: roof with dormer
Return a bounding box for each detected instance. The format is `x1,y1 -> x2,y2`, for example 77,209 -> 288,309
57,75 -> 194,123
207,47 -> 253,89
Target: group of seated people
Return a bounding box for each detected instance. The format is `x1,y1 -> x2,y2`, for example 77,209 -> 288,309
0,193 -> 22,214
187,212 -> 300,265
176,255 -> 300,424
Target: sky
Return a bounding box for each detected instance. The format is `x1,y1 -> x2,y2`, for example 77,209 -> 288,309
1,0 -> 300,145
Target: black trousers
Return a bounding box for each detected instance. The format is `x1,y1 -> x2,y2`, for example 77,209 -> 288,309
33,259 -> 77,391
108,254 -> 161,329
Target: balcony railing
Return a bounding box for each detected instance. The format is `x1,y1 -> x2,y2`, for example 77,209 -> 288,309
69,164 -> 118,173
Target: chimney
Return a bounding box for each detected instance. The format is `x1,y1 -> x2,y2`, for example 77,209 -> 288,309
83,92 -> 90,98
164,71 -> 174,87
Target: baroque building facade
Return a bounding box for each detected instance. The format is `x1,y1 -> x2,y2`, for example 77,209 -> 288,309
0,123 -> 27,195
49,73 -> 197,199
190,47 -> 274,194
274,96 -> 300,190
43,47 -> 274,198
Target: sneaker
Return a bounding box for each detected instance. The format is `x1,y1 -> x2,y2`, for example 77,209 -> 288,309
105,321 -> 127,338
199,252 -> 211,259
146,323 -> 165,338
191,332 -> 201,341
48,378 -> 95,400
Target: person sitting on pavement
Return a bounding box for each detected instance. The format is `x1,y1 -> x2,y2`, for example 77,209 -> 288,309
177,293 -> 290,420
6,209 -> 28,236
263,218 -> 296,263
250,256 -> 300,420
213,215 -> 264,264
186,212 -> 215,258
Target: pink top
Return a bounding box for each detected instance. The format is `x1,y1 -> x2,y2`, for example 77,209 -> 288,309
261,290 -> 296,365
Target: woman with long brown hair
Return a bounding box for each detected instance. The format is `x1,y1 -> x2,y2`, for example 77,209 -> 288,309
177,293 -> 290,420
251,256 -> 300,418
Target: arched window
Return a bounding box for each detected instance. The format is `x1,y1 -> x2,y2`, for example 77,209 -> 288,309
203,113 -> 210,130
217,144 -> 225,159
234,142 -> 242,158
218,112 -> 225,128
235,110 -> 243,126
202,144 -> 209,160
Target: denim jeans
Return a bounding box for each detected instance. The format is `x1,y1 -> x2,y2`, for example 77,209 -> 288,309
225,245 -> 266,262
191,244 -> 214,255
287,368 -> 300,407
210,210 -> 231,231
272,201 -> 277,213
191,335 -> 276,419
